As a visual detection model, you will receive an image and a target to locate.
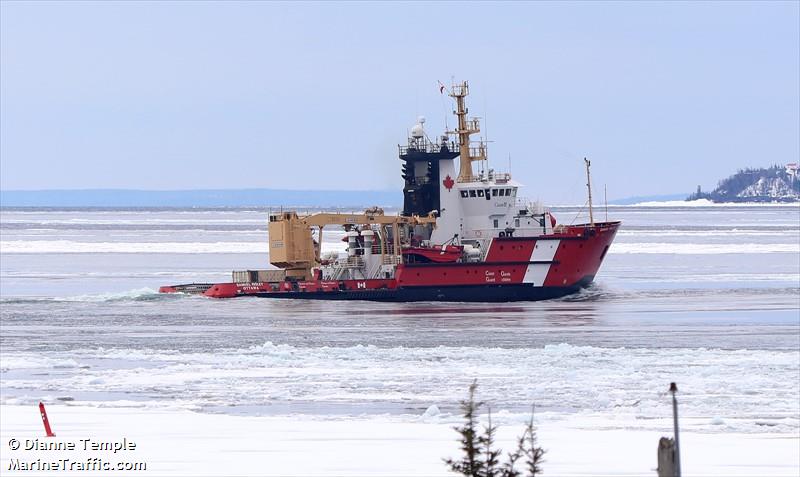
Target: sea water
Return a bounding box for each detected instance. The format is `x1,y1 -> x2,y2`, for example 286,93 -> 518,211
1,205 -> 798,435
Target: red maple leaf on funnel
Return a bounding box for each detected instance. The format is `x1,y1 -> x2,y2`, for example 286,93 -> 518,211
443,175 -> 455,191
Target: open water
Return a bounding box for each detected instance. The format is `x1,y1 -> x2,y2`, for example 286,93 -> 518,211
1,204 -> 798,435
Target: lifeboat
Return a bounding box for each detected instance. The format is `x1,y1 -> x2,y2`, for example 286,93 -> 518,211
402,245 -> 463,263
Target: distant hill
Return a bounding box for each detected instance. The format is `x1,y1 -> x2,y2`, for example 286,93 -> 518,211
687,165 -> 799,203
0,188 -> 402,208
608,193 -> 691,205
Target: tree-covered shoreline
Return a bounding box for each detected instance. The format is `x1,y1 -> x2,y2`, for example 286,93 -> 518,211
687,165 -> 799,203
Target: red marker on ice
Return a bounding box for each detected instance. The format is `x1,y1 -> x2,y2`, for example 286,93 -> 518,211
39,402 -> 55,437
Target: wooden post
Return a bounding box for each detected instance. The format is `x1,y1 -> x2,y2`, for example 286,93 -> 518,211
670,382 -> 682,477
657,382 -> 682,477
657,437 -> 676,477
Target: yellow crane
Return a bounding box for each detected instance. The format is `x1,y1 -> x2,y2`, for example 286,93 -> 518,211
268,209 -> 436,280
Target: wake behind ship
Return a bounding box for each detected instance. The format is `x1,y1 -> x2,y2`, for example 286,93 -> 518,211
160,81 -> 620,301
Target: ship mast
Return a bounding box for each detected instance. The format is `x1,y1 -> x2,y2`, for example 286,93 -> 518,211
584,157 -> 594,227
448,81 -> 487,182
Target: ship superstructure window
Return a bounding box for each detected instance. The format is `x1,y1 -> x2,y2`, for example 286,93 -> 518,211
515,218 -> 520,227
492,189 -> 498,197
460,191 -> 468,198
469,190 -> 477,198
477,190 -> 484,197
493,219 -> 499,228
499,189 -> 505,196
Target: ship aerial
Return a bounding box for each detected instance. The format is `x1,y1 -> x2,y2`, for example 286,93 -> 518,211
160,81 -> 621,301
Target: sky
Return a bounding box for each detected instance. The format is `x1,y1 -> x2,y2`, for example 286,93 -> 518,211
1,1 -> 798,203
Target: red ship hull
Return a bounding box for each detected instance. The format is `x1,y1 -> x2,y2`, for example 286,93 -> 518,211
160,222 -> 619,301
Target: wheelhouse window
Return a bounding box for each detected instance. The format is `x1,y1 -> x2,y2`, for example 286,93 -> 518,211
460,190 -> 469,198
493,219 -> 499,228
477,190 -> 484,197
499,189 -> 505,196
469,190 -> 477,198
492,189 -> 498,197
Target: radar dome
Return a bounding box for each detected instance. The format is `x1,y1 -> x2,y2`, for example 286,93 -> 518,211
410,117 -> 425,139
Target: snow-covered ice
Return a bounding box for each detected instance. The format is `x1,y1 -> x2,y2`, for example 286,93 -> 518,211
1,405 -> 797,476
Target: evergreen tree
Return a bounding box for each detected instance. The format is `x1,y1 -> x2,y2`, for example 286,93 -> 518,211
445,382 -> 545,477
481,408 -> 502,477
520,406 -> 545,476
444,380 -> 486,477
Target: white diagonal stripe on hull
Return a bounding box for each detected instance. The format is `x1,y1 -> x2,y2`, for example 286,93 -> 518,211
523,240 -> 560,285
